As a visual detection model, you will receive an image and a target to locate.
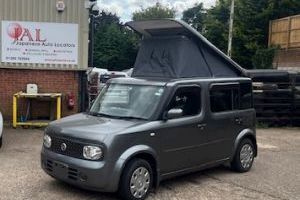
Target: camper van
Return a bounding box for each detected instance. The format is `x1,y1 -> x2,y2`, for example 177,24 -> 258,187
41,19 -> 257,200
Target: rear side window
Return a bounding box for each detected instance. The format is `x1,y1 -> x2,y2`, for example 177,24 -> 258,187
210,82 -> 253,113
240,83 -> 253,109
167,86 -> 201,117
210,85 -> 239,112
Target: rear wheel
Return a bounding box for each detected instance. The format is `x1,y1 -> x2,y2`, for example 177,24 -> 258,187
119,159 -> 153,200
231,138 -> 255,172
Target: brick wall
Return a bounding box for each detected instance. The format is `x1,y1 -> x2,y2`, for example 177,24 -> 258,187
0,68 -> 80,121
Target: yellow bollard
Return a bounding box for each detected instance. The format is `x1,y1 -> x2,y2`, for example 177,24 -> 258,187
57,96 -> 61,120
12,95 -> 17,128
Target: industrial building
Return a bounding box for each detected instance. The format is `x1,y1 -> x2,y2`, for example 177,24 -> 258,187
0,0 -> 89,123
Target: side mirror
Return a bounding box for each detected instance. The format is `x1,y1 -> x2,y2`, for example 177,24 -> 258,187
164,108 -> 183,120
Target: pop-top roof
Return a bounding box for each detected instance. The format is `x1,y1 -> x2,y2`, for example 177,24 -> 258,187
126,19 -> 246,79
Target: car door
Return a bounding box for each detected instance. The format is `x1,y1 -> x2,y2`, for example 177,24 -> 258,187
155,85 -> 209,174
238,81 -> 256,131
204,83 -> 242,162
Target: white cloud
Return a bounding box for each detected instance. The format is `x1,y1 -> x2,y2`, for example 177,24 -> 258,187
97,0 -> 217,22
97,2 -> 124,16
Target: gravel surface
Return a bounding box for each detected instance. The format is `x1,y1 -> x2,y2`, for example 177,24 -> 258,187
0,128 -> 299,200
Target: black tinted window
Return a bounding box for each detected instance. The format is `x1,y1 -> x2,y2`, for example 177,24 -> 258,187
232,88 -> 239,110
210,89 -> 231,112
168,86 -> 201,117
210,83 -> 253,112
240,83 -> 253,109
210,85 -> 239,112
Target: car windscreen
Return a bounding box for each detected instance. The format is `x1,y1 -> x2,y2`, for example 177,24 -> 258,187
90,83 -> 164,120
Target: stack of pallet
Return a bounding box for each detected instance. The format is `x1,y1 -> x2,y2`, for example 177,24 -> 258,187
247,70 -> 300,126
294,74 -> 300,125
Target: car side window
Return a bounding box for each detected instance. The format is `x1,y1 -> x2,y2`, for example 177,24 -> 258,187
240,82 -> 253,109
167,86 -> 201,117
210,82 -> 253,112
210,84 -> 239,112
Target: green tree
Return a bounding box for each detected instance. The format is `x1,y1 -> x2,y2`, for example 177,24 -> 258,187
267,0 -> 300,20
132,2 -> 176,21
94,11 -> 120,28
93,12 -> 138,70
232,0 -> 267,68
252,47 -> 277,69
182,3 -> 206,32
233,0 -> 300,68
203,0 -> 230,54
182,0 -> 300,69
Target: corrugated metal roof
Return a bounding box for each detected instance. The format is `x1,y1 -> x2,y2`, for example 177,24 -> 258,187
0,0 -> 89,71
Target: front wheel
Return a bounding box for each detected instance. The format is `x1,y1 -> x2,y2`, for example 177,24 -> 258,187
231,138 -> 255,172
119,159 -> 153,200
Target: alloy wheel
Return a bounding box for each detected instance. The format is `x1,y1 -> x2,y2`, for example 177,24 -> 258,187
240,144 -> 254,169
130,167 -> 151,199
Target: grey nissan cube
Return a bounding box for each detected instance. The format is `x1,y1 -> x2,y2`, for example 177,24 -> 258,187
41,19 -> 257,200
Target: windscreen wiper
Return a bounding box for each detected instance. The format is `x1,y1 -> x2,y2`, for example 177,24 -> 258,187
87,111 -> 98,116
88,111 -> 112,118
88,112 -> 146,120
115,116 -> 146,120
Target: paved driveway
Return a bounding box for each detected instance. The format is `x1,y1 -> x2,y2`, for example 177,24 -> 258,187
0,128 -> 299,200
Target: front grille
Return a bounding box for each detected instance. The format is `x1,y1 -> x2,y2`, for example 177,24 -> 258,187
68,167 -> 79,181
43,159 -> 79,181
50,137 -> 84,160
45,159 -> 53,172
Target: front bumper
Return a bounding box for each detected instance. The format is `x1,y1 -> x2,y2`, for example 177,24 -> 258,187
41,148 -> 119,192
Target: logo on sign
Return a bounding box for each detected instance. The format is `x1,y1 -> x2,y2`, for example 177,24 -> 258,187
7,23 -> 46,42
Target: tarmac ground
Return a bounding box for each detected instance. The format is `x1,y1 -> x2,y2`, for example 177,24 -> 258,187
0,128 -> 299,200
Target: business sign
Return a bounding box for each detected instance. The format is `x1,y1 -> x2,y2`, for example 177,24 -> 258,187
1,21 -> 78,65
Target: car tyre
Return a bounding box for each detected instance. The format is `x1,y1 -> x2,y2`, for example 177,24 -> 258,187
231,138 -> 255,172
119,159 -> 153,200
0,136 -> 2,148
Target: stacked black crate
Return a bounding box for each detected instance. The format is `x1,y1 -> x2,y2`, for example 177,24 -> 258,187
247,70 -> 299,126
292,74 -> 300,125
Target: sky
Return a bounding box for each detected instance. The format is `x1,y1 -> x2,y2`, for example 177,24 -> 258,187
97,0 -> 217,22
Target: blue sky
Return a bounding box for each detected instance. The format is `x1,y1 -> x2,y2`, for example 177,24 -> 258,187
97,0 -> 217,22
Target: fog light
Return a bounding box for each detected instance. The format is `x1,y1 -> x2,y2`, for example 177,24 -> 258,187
83,146 -> 103,160
43,134 -> 52,148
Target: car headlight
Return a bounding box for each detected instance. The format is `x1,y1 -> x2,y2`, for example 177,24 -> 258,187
83,146 -> 103,160
43,134 -> 52,148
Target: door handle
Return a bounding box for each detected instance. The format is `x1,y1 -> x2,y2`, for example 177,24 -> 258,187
197,123 -> 206,130
235,118 -> 243,124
